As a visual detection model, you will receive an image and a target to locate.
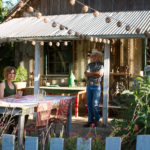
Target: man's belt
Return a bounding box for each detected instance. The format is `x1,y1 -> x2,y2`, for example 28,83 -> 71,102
87,81 -> 101,85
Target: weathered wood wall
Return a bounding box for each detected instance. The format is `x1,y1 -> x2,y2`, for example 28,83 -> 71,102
36,0 -> 150,16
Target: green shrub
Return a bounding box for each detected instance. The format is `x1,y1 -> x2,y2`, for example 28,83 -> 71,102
14,66 -> 27,82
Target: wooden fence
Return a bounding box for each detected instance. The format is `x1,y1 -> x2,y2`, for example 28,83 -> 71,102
1,134 -> 150,150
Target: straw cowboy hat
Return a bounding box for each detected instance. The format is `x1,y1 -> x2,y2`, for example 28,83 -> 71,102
91,49 -> 102,56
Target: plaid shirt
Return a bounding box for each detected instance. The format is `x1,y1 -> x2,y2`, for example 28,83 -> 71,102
85,61 -> 104,82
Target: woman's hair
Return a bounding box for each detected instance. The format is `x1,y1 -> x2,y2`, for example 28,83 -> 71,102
3,66 -> 16,80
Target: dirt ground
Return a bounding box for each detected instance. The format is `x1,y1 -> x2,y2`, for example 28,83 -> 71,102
71,114 -> 114,139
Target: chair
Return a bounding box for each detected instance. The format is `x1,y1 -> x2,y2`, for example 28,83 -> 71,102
25,101 -> 53,147
49,99 -> 72,137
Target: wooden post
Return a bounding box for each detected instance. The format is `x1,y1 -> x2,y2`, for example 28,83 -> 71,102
102,43 -> 110,125
34,42 -> 40,95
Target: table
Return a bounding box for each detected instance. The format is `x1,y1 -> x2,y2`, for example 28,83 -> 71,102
23,86 -> 86,117
0,95 -> 75,150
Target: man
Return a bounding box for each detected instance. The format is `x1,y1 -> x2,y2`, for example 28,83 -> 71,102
84,49 -> 104,127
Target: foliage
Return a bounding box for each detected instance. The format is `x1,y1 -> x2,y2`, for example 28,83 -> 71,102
111,76 -> 150,149
64,124 -> 105,150
14,66 -> 27,82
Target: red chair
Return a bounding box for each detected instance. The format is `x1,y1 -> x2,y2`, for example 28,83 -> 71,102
25,101 -> 53,140
49,99 -> 72,137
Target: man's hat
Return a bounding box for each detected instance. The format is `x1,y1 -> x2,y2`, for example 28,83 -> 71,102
91,49 -> 102,56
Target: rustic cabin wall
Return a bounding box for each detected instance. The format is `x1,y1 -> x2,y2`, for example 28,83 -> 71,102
37,0 -> 150,16
15,42 -> 35,86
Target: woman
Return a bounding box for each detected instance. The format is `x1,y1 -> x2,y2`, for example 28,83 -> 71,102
0,66 -> 19,99
0,66 -> 22,134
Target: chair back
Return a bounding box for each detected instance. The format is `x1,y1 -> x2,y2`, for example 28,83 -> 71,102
36,101 -> 53,127
56,99 -> 72,121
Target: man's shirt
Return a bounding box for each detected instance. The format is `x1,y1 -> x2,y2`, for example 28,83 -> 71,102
85,61 -> 104,82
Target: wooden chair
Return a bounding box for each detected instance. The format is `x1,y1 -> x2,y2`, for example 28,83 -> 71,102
49,99 -> 72,137
25,101 -> 53,148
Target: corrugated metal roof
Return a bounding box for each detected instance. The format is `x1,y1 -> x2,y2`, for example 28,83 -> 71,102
0,10 -> 149,42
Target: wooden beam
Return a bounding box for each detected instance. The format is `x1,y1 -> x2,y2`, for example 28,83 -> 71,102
34,43 -> 40,95
102,43 -> 110,125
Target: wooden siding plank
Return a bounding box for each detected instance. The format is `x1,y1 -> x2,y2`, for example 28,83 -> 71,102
77,138 -> 91,150
105,137 -> 121,150
50,138 -> 64,150
25,137 -> 38,150
136,135 -> 150,150
2,134 -> 15,150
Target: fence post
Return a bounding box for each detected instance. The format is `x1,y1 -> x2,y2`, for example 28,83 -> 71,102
77,138 -> 91,150
25,136 -> 38,150
2,134 -> 15,150
50,138 -> 64,150
136,135 -> 150,150
105,137 -> 121,150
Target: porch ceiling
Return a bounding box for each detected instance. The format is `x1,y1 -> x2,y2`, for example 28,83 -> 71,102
0,10 -> 149,42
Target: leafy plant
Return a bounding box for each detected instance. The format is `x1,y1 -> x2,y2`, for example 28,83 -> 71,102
14,66 -> 27,82
111,76 -> 150,149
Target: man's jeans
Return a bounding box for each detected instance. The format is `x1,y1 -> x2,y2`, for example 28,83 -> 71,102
86,84 -> 101,123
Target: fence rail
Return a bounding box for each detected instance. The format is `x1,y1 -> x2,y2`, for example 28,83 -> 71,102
1,134 -> 150,150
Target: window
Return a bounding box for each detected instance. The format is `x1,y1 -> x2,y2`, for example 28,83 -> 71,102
44,42 -> 72,75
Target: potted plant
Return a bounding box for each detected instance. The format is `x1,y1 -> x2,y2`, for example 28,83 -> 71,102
14,66 -> 28,89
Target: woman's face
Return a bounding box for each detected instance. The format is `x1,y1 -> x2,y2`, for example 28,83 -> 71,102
7,69 -> 16,81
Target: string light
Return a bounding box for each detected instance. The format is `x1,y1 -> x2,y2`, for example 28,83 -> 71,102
36,12 -> 42,19
68,30 -> 72,35
125,25 -> 130,31
43,18 -> 49,23
56,42 -> 60,47
93,11 -> 99,17
105,17 -> 111,23
70,0 -> 76,6
82,5 -> 88,13
40,41 -> 44,46
32,41 -> 36,46
135,28 -> 141,34
64,41 -> 68,46
28,6 -> 34,13
49,42 -> 53,46
117,21 -> 122,27
60,25 -> 65,30
52,22 -> 57,27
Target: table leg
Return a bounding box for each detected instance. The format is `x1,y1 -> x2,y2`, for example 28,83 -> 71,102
74,94 -> 79,117
67,100 -> 73,137
18,115 -> 25,150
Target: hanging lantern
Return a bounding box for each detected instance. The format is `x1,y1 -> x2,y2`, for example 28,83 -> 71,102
105,17 -> 111,23
56,42 -> 60,47
44,18 -> 49,23
135,28 -> 141,34
19,1 -> 24,7
64,41 -> 68,46
52,22 -> 57,27
82,5 -> 88,13
28,6 -> 34,13
103,39 -> 107,43
94,37 -> 98,42
125,25 -> 130,31
70,0 -> 75,5
117,21 -> 122,27
75,32 -> 80,37
60,25 -> 65,30
49,42 -> 53,46
36,12 -> 42,19
144,31 -> 149,37
93,11 -> 99,17
90,37 -> 94,42
68,30 -> 72,35
32,41 -> 36,46
40,41 -> 44,46
98,38 -> 102,43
